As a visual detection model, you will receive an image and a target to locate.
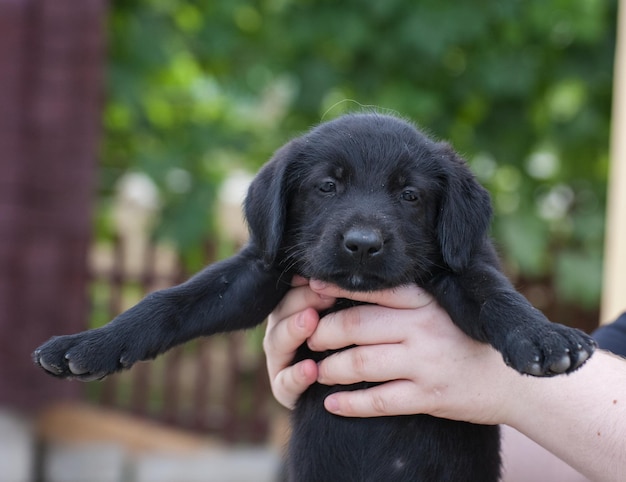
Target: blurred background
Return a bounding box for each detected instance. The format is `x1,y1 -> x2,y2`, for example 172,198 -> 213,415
0,0 -> 620,481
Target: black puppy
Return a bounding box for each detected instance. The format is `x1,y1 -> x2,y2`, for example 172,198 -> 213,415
34,113 -> 595,481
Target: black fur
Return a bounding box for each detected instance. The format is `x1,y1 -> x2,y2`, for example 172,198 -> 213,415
34,113 -> 596,481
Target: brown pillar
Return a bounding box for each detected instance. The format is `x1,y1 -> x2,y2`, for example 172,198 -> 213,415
0,0 -> 106,411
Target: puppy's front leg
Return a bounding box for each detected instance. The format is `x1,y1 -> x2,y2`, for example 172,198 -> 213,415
34,244 -> 289,381
428,263 -> 596,377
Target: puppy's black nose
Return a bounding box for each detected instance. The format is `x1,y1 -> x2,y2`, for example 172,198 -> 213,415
343,228 -> 384,258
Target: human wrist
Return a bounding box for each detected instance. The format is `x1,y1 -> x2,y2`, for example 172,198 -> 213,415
501,350 -> 603,432
499,350 -> 626,482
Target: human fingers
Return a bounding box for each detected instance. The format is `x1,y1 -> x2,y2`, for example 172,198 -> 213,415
322,340 -> 514,424
266,281 -> 335,378
323,380 -> 426,417
264,307 -> 319,381
309,280 -> 433,309
264,280 -> 337,409
271,359 -> 318,410
317,344 -> 411,385
268,283 -> 336,331
308,301 -> 432,352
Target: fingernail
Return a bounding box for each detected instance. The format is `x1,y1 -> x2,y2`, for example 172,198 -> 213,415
295,312 -> 306,329
325,395 -> 340,413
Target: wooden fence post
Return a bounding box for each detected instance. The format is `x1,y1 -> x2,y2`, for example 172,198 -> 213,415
0,0 -> 106,411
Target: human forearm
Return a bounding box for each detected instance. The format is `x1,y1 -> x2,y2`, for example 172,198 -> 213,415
504,350 -> 626,482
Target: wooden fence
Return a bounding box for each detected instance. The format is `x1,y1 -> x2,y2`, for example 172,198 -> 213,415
86,236 -> 274,444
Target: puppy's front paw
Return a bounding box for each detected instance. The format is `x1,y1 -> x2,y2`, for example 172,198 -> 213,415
502,323 -> 596,377
33,329 -> 137,381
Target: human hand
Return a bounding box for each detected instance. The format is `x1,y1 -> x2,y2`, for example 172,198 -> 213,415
265,278 -> 518,425
305,281 -> 516,425
266,280 -> 626,482
264,277 -> 431,410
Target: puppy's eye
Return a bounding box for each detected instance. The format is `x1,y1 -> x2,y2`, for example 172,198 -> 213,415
401,189 -> 419,202
319,180 -> 337,194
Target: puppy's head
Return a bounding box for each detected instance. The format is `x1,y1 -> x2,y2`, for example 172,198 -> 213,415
245,113 -> 492,290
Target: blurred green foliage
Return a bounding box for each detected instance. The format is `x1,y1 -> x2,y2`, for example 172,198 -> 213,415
101,0 -> 616,308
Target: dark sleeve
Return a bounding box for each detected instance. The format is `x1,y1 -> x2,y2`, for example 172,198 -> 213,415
592,312 -> 626,357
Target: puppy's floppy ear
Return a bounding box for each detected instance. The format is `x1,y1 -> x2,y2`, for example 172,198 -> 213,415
244,139 -> 299,267
436,142 -> 493,272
